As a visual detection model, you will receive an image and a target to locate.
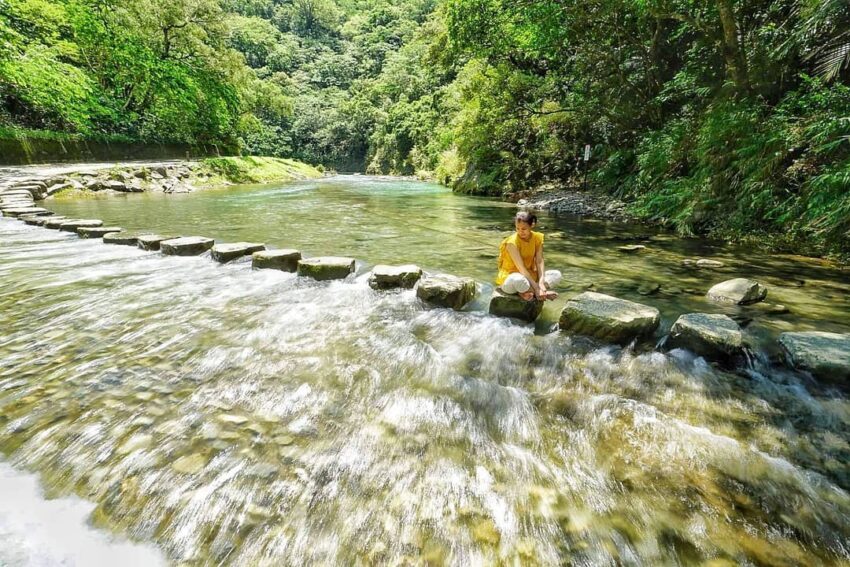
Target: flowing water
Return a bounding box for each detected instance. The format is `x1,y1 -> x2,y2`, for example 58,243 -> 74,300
1,175 -> 849,565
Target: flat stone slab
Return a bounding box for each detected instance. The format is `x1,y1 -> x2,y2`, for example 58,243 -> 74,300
161,236 -> 215,256
252,249 -> 301,272
416,274 -> 477,310
297,256 -> 355,281
559,291 -> 660,344
59,219 -> 103,232
1,207 -> 51,217
33,216 -> 67,227
707,278 -> 767,305
368,264 -> 423,290
77,226 -> 123,238
137,234 -> 176,251
211,242 -> 266,263
778,332 -> 850,382
668,313 -> 744,360
103,232 -> 140,246
489,289 -> 544,322
21,215 -> 46,225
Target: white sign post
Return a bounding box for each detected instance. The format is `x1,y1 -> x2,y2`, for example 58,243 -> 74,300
584,144 -> 591,161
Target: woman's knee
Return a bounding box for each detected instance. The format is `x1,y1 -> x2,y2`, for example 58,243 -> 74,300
544,270 -> 562,287
502,273 -> 531,294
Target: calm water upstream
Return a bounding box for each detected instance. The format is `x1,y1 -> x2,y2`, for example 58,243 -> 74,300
1,175 -> 849,565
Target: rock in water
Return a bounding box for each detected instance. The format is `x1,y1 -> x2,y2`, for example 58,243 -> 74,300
2,207 -> 52,217
172,453 -> 207,475
696,259 -> 724,269
59,219 -> 103,232
668,313 -> 745,360
488,289 -> 544,322
297,256 -> 355,281
77,226 -> 122,238
558,292 -> 660,344
778,332 -> 850,382
707,278 -> 767,305
160,236 -> 215,256
37,216 -> 67,228
137,234 -> 175,251
617,245 -> 646,253
368,264 -> 423,290
252,249 -> 302,272
103,232 -> 140,246
416,274 -> 477,310
211,242 -> 266,263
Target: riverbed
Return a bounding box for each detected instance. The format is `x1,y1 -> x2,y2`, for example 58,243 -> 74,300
1,175 -> 849,565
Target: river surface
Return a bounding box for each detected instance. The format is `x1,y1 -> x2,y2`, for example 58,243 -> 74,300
1,175 -> 849,565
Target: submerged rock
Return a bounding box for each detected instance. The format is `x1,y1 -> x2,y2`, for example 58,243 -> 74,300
416,274 -> 476,310
707,278 -> 767,305
77,226 -> 122,238
368,264 -> 423,290
617,245 -> 647,253
252,249 -> 301,272
297,256 -> 356,281
558,291 -> 660,344
160,236 -> 215,256
59,219 -> 103,232
211,242 -> 266,263
137,234 -> 175,251
172,453 -> 207,475
668,313 -> 745,360
696,259 -> 725,269
778,332 -> 850,382
103,232 -> 140,246
488,289 -> 544,322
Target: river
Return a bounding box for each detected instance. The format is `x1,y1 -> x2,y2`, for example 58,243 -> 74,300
1,175 -> 849,565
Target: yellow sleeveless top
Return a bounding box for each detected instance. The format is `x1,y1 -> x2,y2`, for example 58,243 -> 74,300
496,231 -> 544,285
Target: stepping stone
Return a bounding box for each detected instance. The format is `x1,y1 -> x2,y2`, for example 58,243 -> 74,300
211,242 -> 266,263
368,264 -> 423,290
44,217 -> 75,229
559,291 -> 660,344
297,256 -> 355,281
707,278 -> 767,305
160,236 -> 215,256
416,274 -> 477,310
668,313 -> 745,360
1,207 -> 51,217
21,215 -> 45,225
33,216 -> 66,227
77,226 -> 122,238
103,232 -> 140,246
489,289 -> 544,322
0,190 -> 35,197
60,219 -> 103,232
778,332 -> 850,382
252,249 -> 301,272
137,234 -> 176,251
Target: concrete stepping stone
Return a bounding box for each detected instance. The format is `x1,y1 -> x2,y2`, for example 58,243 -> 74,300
77,226 -> 122,238
779,332 -> 850,382
160,236 -> 215,256
44,217 -> 74,229
21,215 -> 46,225
252,249 -> 302,272
707,278 -> 767,305
1,207 -> 51,217
368,264 -> 423,290
137,234 -> 176,251
103,232 -> 140,246
416,274 -> 477,310
211,242 -> 266,263
667,313 -> 744,360
559,291 -> 660,344
0,201 -> 35,209
33,216 -> 66,227
60,219 -> 103,232
297,256 -> 355,281
488,289 -> 544,322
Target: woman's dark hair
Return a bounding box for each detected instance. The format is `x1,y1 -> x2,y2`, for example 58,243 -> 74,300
515,210 -> 537,225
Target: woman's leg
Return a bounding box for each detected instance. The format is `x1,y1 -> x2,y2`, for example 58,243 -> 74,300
544,270 -> 562,288
501,273 -> 532,295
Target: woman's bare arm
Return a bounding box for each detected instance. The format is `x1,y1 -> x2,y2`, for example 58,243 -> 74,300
506,243 -> 540,293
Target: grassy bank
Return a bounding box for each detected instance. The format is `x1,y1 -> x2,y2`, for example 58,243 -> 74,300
197,157 -> 324,186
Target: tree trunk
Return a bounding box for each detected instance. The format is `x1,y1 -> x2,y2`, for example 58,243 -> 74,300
716,0 -> 750,94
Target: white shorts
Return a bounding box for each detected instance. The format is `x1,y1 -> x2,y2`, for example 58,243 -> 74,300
501,270 -> 562,295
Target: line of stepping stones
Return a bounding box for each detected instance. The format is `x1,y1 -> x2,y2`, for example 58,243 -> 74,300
2,182 -> 847,383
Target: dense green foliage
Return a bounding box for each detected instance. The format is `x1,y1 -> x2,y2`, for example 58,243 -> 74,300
2,0 -> 849,256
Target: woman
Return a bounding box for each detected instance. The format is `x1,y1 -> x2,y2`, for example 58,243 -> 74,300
496,211 -> 561,301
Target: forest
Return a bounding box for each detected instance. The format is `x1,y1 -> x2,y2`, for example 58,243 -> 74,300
1,0 -> 848,258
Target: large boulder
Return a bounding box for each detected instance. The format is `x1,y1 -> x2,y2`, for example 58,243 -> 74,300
416,274 -> 477,310
252,249 -> 301,272
59,219 -> 103,232
559,292 -> 660,344
137,234 -> 177,251
297,256 -> 355,281
368,264 -> 423,290
667,313 -> 745,360
161,236 -> 215,256
211,242 -> 266,263
707,278 -> 767,305
103,232 -> 140,246
778,332 -> 850,382
77,226 -> 122,238
488,289 -> 544,322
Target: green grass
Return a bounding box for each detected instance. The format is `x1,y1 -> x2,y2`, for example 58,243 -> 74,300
198,156 -> 323,185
